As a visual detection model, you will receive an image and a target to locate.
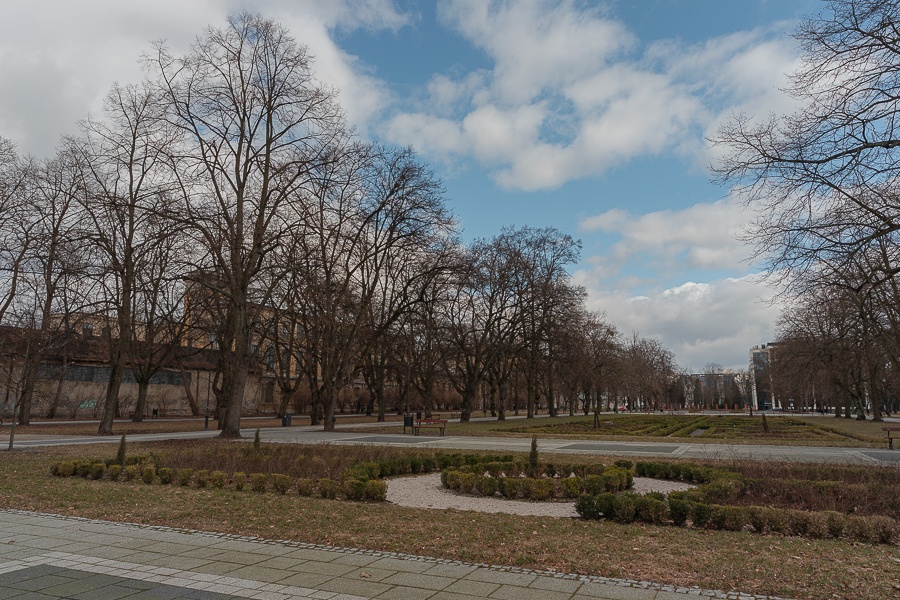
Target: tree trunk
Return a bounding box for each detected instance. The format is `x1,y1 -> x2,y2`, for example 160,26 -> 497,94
98,360 -> 124,435
132,380 -> 149,422
16,361 -> 37,426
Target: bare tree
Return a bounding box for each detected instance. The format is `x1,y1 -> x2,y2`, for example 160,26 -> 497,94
152,14 -> 345,437
14,150 -> 88,424
0,138 -> 33,326
75,82 -> 178,435
714,1 -> 900,293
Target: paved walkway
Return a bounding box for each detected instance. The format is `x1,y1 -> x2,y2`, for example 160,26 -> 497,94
8,423 -> 898,465
0,510 -> 785,600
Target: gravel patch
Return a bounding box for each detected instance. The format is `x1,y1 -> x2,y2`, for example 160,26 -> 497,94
386,473 -> 695,518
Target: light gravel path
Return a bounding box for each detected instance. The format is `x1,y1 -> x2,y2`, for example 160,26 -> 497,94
386,473 -> 695,518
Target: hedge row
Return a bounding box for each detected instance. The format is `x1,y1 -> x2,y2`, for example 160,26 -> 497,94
49,461 -> 387,501
440,466 -> 633,500
634,461 -> 731,484
575,491 -> 899,545
451,459 -> 634,480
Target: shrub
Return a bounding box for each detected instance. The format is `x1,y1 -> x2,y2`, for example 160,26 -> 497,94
194,470 -> 209,488
762,507 -> 789,534
575,494 -> 600,520
583,475 -> 606,496
409,456 -> 422,474
421,456 -> 436,472
846,515 -> 899,544
318,478 -> 339,499
107,464 -> 122,481
253,428 -> 261,450
590,492 -> 614,519
176,468 -> 193,486
141,466 -> 156,484
610,494 -> 636,524
691,502 -> 712,528
364,479 -> 387,501
123,465 -> 139,482
561,476 -> 581,499
88,463 -> 105,480
49,462 -> 61,476
250,473 -> 268,493
296,478 -> 314,496
57,461 -> 76,477
158,468 -> 174,485
668,498 -> 691,526
700,478 -> 745,504
500,477 -> 523,499
613,459 -> 633,471
868,516 -> 899,544
210,471 -> 227,489
77,462 -> 92,478
474,475 -> 499,497
846,516 -> 878,543
458,473 -> 475,494
345,478 -> 367,500
273,474 -> 292,495
634,495 -> 669,525
232,472 -> 247,491
603,467 -> 631,492
823,511 -> 847,539
747,506 -> 767,533
710,505 -> 747,532
531,478 -> 555,501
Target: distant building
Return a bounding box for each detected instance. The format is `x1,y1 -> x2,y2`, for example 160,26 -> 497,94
749,344 -> 778,410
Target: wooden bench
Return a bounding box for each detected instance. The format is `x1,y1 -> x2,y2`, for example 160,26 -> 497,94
884,427 -> 900,449
413,418 -> 448,436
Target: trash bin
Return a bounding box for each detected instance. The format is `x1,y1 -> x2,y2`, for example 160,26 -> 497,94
282,413 -> 292,427
403,414 -> 414,433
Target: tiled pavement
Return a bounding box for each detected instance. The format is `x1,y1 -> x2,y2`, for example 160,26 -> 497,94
0,510 -> 787,600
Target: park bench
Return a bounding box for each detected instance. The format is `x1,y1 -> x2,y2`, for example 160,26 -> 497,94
413,418 -> 448,436
884,426 -> 900,449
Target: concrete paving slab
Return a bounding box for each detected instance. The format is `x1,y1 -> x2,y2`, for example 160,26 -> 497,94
0,510 -> 790,600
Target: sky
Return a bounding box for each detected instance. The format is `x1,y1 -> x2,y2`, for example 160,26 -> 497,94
0,0 -> 822,372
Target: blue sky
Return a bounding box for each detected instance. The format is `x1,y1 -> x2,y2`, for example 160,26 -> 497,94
0,0 -> 821,371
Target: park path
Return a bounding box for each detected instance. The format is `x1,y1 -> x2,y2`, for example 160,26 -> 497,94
7,421 -> 897,465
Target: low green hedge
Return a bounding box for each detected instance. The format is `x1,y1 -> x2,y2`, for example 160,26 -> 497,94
575,491 -> 899,545
441,465 -> 633,500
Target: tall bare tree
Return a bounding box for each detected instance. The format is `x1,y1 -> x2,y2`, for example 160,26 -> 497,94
152,14 -> 345,437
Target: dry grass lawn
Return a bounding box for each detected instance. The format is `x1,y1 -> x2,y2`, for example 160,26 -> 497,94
1,442 -> 898,600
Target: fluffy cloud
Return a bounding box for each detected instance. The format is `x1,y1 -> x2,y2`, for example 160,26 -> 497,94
384,0 -> 799,191
580,276 -> 780,372
573,196 -> 779,370
580,195 -> 753,281
0,0 -> 409,157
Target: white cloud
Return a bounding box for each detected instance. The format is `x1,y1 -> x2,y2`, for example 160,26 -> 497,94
580,275 -> 780,371
580,195 -> 753,278
0,0 -> 409,157
384,1 -> 800,191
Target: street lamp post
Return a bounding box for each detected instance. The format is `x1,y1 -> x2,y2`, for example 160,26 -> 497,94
204,376 -> 210,431
205,332 -> 215,431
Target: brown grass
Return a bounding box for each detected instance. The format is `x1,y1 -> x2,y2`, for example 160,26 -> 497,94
357,413 -> 891,447
2,442 -> 898,600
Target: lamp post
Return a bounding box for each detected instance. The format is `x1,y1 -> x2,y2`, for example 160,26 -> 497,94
204,332 -> 215,430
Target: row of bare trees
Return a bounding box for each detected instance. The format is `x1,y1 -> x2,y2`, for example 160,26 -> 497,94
0,14 -> 682,437
713,0 -> 900,421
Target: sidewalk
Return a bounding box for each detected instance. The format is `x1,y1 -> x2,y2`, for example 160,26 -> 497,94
0,509 -> 786,600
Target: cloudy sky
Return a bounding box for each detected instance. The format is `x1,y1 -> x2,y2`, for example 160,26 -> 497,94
0,0 -> 819,371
